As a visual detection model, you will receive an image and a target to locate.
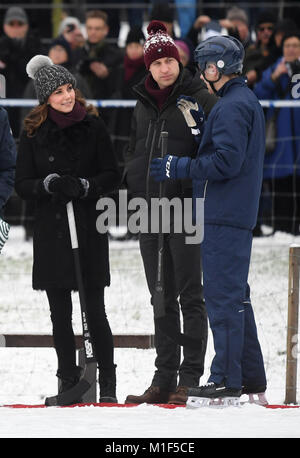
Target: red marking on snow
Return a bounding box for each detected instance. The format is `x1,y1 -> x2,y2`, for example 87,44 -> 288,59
264,404 -> 300,409
1,402 -> 185,409
1,402 -> 300,409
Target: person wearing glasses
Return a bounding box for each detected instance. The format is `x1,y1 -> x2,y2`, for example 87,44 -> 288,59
0,7 -> 42,137
243,10 -> 280,88
253,31 -> 300,235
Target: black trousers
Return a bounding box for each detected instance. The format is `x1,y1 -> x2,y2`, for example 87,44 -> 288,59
46,287 -> 115,378
139,232 -> 208,390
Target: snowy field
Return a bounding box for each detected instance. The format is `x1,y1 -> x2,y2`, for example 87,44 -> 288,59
0,226 -> 300,439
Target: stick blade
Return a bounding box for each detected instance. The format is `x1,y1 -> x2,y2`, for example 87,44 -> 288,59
45,363 -> 96,407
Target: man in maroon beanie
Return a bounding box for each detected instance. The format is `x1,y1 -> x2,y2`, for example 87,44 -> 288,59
124,21 -> 217,405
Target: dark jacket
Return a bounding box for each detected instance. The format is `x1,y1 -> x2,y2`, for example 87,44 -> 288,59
0,31 -> 43,98
124,66 -> 218,200
108,59 -> 148,173
77,41 -> 123,99
189,77 -> 265,230
15,114 -> 120,290
0,31 -> 43,136
253,58 -> 300,179
243,41 -> 281,88
0,108 -> 16,216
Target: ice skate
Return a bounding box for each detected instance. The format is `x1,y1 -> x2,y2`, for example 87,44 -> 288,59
186,382 -> 242,409
241,385 -> 268,406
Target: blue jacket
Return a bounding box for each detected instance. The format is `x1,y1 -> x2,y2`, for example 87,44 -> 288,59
0,107 -> 16,216
253,58 -> 300,179
188,77 -> 265,230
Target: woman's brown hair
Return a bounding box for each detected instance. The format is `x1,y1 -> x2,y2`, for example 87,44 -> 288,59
24,88 -> 99,137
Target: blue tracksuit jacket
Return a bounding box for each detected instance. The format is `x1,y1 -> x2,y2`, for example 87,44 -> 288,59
183,77 -> 267,389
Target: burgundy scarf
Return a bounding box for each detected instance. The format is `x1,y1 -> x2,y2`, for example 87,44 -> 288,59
124,54 -> 145,82
144,73 -> 174,110
48,100 -> 87,129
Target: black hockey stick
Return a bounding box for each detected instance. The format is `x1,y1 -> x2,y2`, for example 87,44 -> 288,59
45,201 -> 97,406
152,131 -> 168,319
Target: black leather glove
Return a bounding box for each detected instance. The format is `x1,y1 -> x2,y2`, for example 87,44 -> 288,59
48,175 -> 84,204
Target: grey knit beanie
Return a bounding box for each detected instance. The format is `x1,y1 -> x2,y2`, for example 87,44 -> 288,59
26,55 -> 77,104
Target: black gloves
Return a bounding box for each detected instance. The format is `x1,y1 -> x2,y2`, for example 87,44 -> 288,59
46,175 -> 87,204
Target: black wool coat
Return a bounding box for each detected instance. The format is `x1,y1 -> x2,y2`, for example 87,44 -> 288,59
15,114 -> 120,291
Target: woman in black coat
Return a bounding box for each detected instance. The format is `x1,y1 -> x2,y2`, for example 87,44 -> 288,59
15,55 -> 120,403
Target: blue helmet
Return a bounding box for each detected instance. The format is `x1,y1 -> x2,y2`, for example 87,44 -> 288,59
194,35 -> 245,75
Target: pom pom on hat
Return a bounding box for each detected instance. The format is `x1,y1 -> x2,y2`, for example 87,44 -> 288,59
147,20 -> 167,35
26,54 -> 76,104
144,20 -> 180,69
26,55 -> 53,80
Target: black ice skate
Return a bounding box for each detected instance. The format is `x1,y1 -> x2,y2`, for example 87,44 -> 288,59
186,382 -> 242,409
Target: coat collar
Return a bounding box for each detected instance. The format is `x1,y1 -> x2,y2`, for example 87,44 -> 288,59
216,76 -> 248,97
133,65 -> 204,111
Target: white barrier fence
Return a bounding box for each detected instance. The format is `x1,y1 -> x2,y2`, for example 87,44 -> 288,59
1,99 -> 300,108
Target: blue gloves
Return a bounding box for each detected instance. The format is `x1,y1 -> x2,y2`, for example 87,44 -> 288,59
150,154 -> 191,182
176,95 -> 205,137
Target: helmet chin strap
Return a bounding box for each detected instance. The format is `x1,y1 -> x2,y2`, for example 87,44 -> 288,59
201,71 -> 223,94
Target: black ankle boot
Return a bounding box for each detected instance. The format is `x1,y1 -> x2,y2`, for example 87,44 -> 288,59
99,365 -> 118,403
57,367 -> 82,403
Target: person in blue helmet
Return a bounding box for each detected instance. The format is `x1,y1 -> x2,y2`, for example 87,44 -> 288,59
150,35 -> 267,406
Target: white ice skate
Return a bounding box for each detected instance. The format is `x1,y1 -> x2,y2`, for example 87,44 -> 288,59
243,392 -> 268,406
187,395 -> 241,409
186,382 -> 242,409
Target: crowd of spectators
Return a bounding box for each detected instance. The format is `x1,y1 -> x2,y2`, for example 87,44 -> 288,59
0,1 -> 300,237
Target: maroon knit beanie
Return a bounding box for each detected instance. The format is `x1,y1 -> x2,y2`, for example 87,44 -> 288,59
143,20 -> 180,70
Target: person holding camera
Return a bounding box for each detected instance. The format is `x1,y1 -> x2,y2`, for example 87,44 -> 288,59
253,31 -> 300,235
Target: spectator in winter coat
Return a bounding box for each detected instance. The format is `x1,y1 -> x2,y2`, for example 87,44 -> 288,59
253,32 -> 300,235
0,6 -> 43,137
109,26 -> 147,177
150,2 -> 195,67
243,10 -> 280,88
150,35 -> 267,405
185,6 -> 251,52
15,55 -> 120,405
0,107 -> 16,253
124,21 -> 217,406
77,9 -> 123,119
107,26 -> 147,241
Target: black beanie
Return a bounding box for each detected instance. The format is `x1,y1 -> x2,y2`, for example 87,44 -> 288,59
150,2 -> 174,23
126,26 -> 145,45
26,55 -> 76,104
256,10 -> 277,29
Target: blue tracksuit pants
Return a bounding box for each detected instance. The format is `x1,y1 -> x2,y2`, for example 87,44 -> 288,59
201,224 -> 266,390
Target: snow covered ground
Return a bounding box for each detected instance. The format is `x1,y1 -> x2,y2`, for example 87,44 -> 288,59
0,226 -> 300,439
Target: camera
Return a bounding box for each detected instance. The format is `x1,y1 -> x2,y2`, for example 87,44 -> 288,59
66,24 -> 76,33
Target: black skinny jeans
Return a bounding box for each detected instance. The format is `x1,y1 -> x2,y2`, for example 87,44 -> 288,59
46,287 -> 114,378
